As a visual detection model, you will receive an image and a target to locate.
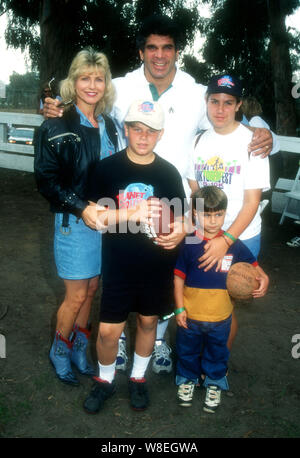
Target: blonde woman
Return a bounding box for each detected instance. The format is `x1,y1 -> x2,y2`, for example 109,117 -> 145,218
34,48 -> 119,385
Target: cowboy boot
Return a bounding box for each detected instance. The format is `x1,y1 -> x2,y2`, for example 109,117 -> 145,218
71,325 -> 95,376
49,331 -> 79,386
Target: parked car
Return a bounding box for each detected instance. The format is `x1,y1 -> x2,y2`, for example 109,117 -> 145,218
8,127 -> 35,145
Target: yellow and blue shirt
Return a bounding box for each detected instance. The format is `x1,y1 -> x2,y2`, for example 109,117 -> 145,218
174,231 -> 258,323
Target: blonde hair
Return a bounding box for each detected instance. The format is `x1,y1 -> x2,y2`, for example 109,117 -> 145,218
60,47 -> 115,116
242,96 -> 263,119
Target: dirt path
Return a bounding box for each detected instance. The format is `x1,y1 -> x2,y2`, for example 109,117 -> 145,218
0,168 -> 300,440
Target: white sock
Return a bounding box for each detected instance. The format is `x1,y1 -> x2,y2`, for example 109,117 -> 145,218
98,361 -> 116,383
130,353 -> 151,380
120,332 -> 126,340
156,319 -> 169,341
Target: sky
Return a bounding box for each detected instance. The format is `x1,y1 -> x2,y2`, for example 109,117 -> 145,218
0,6 -> 299,87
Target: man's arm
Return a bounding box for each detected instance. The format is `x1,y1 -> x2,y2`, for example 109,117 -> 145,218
247,127 -> 272,158
42,97 -> 64,119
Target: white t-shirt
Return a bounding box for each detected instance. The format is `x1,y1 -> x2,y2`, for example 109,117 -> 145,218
111,65 -> 211,180
187,123 -> 270,240
248,116 -> 280,156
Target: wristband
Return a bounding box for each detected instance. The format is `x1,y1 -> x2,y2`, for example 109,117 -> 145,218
223,231 -> 237,243
174,307 -> 185,315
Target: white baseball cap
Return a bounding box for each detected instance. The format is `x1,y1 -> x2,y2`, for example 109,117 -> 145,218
124,100 -> 164,130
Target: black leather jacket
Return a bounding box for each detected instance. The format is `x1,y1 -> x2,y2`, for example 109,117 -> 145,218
34,107 -> 119,217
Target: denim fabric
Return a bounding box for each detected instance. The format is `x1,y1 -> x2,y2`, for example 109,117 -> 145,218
54,213 -> 101,279
53,107 -> 115,280
203,375 -> 229,391
176,316 -> 231,388
75,105 -> 116,159
242,233 -> 261,258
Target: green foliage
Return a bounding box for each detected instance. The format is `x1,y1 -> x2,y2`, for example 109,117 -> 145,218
4,71 -> 40,109
7,71 -> 39,91
185,0 -> 300,129
2,0 -> 200,79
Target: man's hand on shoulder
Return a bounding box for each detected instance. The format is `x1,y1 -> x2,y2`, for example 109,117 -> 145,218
43,97 -> 64,119
248,127 -> 272,158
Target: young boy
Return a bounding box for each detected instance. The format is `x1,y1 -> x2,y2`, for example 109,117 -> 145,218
174,186 -> 269,413
83,99 -> 186,413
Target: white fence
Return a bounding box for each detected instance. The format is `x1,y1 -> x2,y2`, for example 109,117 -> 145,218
1,113 -> 299,172
0,112 -> 43,172
272,135 -> 300,217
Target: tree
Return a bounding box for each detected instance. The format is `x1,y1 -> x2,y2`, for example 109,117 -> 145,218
2,0 -> 200,89
5,71 -> 40,109
184,0 -> 299,135
268,0 -> 299,135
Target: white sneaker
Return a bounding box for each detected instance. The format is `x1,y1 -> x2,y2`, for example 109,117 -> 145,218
116,338 -> 128,371
203,385 -> 221,413
177,382 -> 195,407
152,339 -> 172,374
286,236 -> 300,247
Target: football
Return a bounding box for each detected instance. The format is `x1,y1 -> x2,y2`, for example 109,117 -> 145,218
226,262 -> 259,301
140,197 -> 174,239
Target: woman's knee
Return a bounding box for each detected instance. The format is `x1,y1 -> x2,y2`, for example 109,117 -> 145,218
87,276 -> 99,298
64,281 -> 89,311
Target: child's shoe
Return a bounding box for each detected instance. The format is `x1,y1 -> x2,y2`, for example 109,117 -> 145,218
152,339 -> 172,374
129,378 -> 149,411
83,377 -> 116,414
177,381 -> 195,407
203,385 -> 221,413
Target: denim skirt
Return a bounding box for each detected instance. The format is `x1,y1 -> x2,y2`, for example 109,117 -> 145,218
54,213 -> 101,280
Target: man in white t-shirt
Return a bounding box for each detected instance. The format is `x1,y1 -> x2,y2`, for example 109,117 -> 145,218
42,15 -> 273,376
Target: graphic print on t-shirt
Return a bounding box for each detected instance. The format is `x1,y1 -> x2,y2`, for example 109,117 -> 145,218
117,183 -> 154,208
194,154 -> 241,188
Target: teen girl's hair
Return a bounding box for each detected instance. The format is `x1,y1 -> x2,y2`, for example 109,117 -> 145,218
242,96 -> 263,119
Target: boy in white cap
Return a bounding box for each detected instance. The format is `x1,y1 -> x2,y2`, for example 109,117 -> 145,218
83,99 -> 186,413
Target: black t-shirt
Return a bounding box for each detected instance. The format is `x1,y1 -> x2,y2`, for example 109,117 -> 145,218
88,149 -> 186,289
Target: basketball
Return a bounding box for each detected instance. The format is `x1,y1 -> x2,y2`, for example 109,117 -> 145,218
226,262 -> 259,300
140,197 -> 174,239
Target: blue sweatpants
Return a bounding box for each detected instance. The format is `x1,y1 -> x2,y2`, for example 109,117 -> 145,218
175,316 -> 232,390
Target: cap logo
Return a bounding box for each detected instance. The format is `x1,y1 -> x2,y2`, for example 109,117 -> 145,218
139,101 -> 154,113
218,75 -> 235,89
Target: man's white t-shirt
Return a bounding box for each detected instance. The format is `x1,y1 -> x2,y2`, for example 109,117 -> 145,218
111,65 -> 211,181
187,123 -> 270,240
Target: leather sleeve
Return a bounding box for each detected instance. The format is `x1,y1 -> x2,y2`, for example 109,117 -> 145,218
34,121 -> 88,216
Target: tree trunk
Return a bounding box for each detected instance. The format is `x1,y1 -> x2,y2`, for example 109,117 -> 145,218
268,0 -> 297,136
39,0 -> 78,91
